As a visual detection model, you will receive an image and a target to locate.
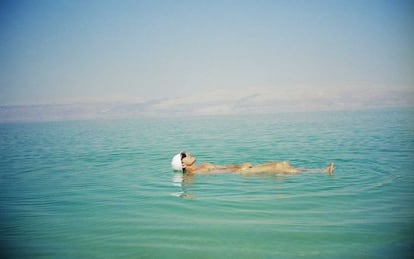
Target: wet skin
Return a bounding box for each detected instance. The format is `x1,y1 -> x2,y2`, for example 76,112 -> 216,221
181,153 -> 334,175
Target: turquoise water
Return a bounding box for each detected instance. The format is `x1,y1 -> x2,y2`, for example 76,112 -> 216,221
1,108 -> 413,258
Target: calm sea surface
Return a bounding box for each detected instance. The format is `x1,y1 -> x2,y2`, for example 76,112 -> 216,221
1,108 -> 413,258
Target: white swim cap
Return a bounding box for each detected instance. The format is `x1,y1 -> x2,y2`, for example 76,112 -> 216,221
171,153 -> 183,171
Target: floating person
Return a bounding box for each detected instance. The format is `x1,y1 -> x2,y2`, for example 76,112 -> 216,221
171,152 -> 334,175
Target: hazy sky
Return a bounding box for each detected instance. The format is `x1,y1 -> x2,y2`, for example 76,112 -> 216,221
1,0 -> 413,107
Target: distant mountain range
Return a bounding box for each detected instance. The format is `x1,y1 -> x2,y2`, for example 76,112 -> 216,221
1,87 -> 412,122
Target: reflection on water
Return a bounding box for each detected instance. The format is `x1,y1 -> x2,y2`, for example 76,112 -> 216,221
171,172 -> 195,199
172,172 -> 184,187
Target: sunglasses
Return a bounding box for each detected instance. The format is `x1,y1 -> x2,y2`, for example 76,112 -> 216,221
180,152 -> 187,160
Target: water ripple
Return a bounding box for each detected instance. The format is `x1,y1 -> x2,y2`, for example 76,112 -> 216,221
1,109 -> 413,258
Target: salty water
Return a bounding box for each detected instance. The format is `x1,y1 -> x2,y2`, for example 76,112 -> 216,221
1,108 -> 413,258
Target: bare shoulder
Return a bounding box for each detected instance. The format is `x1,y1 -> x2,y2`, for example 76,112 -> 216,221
194,163 -> 218,173
196,163 -> 246,174
199,163 -> 215,169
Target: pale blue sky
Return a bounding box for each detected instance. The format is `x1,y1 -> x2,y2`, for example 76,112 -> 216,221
0,0 -> 413,108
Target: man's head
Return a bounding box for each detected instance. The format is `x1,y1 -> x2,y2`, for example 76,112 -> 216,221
171,152 -> 196,171
181,152 -> 196,170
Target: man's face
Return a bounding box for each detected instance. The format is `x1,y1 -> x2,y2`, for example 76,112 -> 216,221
182,153 -> 196,168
